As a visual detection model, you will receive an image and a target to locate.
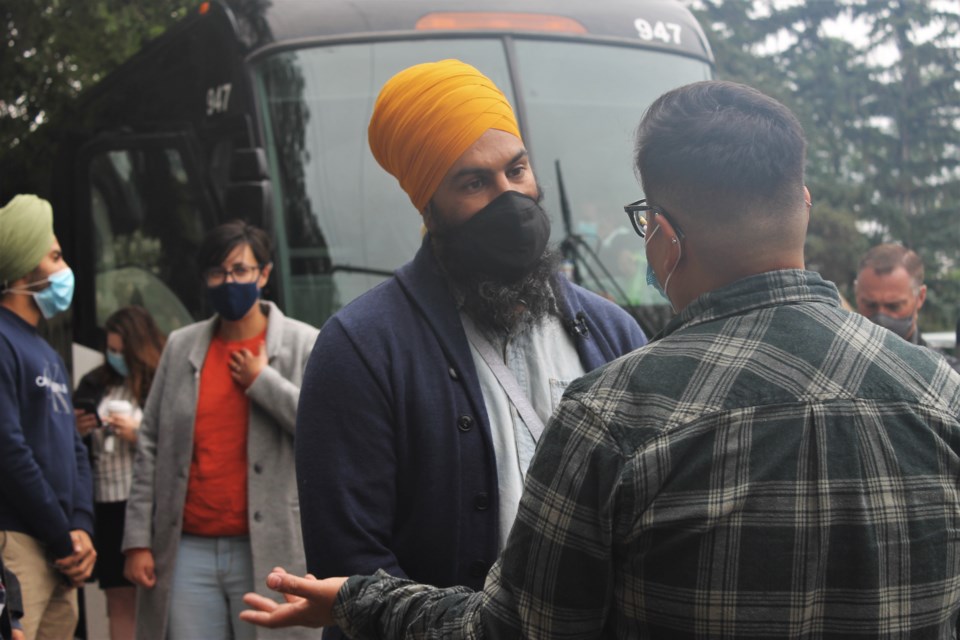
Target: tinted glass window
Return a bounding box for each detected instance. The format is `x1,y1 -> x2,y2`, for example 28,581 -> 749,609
87,146 -> 207,335
512,40 -> 712,308
257,37 -> 710,329
255,39 -> 512,327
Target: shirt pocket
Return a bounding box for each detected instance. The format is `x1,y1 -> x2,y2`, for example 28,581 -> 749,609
549,378 -> 573,412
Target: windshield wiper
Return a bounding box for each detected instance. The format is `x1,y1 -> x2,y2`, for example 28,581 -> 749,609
555,159 -> 632,308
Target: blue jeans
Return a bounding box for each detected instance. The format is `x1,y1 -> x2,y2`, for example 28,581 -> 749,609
168,535 -> 256,640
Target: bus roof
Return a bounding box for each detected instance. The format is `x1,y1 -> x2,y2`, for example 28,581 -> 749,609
220,0 -> 713,63
73,0 -> 712,111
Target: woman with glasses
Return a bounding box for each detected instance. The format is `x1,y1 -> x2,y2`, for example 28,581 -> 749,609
121,221 -> 319,640
74,305 -> 165,640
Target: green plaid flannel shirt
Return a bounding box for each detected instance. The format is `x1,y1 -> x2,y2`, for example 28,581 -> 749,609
334,269 -> 960,639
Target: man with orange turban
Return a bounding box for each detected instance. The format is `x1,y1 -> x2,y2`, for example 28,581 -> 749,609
293,60 -> 646,637
247,77 -> 960,640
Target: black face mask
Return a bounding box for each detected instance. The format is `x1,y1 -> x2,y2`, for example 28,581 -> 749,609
437,190 -> 551,282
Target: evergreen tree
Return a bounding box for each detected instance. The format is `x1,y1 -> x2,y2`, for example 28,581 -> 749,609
692,0 -> 960,328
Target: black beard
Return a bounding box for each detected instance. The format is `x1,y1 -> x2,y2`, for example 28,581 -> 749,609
432,236 -> 561,337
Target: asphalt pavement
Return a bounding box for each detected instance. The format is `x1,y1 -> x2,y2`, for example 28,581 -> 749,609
80,584 -> 109,639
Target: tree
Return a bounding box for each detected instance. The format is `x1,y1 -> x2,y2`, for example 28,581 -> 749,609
692,0 -> 960,329
1,1 -> 189,152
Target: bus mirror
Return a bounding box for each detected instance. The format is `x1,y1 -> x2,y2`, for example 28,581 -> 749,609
229,147 -> 269,181
224,147 -> 272,222
224,180 -> 272,222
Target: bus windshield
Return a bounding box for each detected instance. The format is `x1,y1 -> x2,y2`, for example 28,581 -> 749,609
255,37 -> 711,327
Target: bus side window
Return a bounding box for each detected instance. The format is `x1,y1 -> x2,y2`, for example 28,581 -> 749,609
87,146 -> 206,335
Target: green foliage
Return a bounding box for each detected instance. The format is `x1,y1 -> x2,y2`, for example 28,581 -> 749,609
693,0 -> 960,330
804,202 -> 869,299
1,0 -> 190,151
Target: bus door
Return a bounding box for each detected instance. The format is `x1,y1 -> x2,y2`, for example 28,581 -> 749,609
74,133 -> 218,347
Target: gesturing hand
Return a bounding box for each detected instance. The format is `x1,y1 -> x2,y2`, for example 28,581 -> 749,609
240,567 -> 347,630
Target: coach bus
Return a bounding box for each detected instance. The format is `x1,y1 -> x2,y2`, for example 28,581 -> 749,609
27,0 -> 714,360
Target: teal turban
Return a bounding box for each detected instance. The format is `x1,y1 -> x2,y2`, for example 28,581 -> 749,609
0,194 -> 54,285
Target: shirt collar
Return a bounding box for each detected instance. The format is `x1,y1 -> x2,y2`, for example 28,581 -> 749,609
658,269 -> 843,339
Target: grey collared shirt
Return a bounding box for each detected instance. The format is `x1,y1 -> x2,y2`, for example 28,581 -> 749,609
464,312 -> 584,548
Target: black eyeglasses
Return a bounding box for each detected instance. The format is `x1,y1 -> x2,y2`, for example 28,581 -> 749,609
203,263 -> 262,286
623,199 -> 684,239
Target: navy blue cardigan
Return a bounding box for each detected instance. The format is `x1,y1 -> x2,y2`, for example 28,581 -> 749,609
296,239 -> 646,594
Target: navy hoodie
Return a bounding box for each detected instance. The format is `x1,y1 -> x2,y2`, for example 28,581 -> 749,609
0,307 -> 93,558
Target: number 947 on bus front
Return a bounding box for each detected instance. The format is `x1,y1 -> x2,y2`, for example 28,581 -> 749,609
634,18 -> 682,46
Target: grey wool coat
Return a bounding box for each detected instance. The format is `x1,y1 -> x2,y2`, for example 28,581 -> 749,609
122,301 -> 319,640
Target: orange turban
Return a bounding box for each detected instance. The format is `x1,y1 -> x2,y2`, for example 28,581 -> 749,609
368,59 -> 522,212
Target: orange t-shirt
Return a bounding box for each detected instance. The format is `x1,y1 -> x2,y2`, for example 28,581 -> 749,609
181,329 -> 265,536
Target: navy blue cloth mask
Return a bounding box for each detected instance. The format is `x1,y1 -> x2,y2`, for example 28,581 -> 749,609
208,282 -> 260,321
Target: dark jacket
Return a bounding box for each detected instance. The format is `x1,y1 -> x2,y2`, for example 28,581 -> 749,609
74,365 -> 117,409
74,365 -> 115,470
296,238 -> 646,598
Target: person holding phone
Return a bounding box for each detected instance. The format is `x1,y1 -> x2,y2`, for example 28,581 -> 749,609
74,306 -> 165,640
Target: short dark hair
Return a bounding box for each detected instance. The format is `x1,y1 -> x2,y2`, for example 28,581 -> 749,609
634,81 -> 806,222
197,220 -> 273,270
858,243 -> 924,290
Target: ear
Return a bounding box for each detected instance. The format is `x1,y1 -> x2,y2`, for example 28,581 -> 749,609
3,274 -> 29,291
651,213 -> 683,270
421,202 -> 437,233
258,262 -> 273,288
803,185 -> 812,209
916,283 -> 927,310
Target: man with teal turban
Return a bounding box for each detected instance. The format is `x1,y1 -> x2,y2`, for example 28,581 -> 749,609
291,59 -> 646,638
0,194 -> 96,639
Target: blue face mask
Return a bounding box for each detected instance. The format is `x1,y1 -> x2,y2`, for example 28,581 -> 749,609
106,350 -> 129,377
644,224 -> 680,311
6,268 -> 76,319
207,281 -> 260,321
643,225 -> 670,301
646,262 -> 669,300
36,268 -> 75,319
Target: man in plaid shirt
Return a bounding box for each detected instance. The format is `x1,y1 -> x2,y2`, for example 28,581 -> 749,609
242,81 -> 960,638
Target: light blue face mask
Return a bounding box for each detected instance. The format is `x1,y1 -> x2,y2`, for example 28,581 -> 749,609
644,225 -> 669,301
34,268 -> 75,319
106,350 -> 129,377
646,263 -> 668,300
6,267 -> 75,319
